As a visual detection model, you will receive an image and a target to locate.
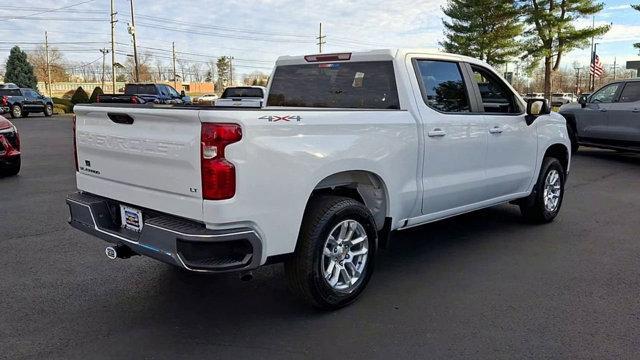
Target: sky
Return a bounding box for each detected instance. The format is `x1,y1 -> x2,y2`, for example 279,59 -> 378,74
0,0 -> 638,80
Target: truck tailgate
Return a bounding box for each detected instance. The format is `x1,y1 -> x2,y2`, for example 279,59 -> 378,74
74,106 -> 203,220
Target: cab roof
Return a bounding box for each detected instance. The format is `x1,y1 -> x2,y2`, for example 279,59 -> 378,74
275,49 -> 491,68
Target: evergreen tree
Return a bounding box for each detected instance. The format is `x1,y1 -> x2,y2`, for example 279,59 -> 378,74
440,0 -> 523,66
3,46 -> 38,88
89,87 -> 104,103
634,5 -> 640,51
71,87 -> 89,104
519,0 -> 609,99
216,56 -> 232,90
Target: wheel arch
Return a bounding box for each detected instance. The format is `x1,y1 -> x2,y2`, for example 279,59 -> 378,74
543,143 -> 570,174
307,170 -> 389,232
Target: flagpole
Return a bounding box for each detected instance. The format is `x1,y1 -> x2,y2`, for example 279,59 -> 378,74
589,16 -> 595,91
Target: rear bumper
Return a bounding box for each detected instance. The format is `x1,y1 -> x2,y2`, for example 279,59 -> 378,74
66,192 -> 263,273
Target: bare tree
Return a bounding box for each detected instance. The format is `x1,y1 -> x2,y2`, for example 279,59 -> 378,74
190,62 -> 203,82
125,52 -> 153,82
28,45 -> 69,82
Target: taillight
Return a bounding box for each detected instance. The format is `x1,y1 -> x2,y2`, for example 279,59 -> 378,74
72,115 -> 78,171
130,96 -> 139,104
1,96 -> 7,106
96,95 -> 100,103
201,123 -> 242,200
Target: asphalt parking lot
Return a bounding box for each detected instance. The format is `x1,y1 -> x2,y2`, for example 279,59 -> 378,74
1,115 -> 639,359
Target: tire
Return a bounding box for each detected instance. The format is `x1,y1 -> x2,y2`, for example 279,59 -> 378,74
10,105 -> 21,119
1,156 -> 20,177
285,195 -> 377,310
567,124 -> 579,154
519,157 -> 565,223
44,104 -> 53,117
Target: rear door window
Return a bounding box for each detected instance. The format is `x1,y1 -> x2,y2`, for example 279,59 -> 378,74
267,61 -> 399,109
415,60 -> 470,113
470,65 -> 522,114
619,82 -> 640,103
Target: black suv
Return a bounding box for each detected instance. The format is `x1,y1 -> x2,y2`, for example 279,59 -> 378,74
0,87 -> 54,118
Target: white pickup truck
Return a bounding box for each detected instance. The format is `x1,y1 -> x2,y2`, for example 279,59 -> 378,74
67,49 -> 571,309
214,86 -> 266,108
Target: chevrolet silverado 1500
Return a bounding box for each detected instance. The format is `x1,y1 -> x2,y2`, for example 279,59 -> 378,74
67,49 -> 571,309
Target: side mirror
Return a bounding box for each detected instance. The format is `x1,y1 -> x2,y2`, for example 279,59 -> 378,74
525,98 -> 551,125
180,90 -> 186,98
578,96 -> 587,108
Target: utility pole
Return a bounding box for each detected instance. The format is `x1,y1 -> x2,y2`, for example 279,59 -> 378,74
128,0 -> 139,82
44,31 -> 52,97
229,57 -> 234,86
574,66 -> 581,94
172,42 -> 177,89
317,23 -> 326,53
100,49 -> 110,90
110,0 -> 117,93
612,57 -> 617,81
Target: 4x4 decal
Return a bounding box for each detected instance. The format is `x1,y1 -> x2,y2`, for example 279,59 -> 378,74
259,115 -> 302,122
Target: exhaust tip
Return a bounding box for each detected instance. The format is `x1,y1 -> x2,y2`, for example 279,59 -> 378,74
105,244 -> 136,259
240,271 -> 254,282
105,246 -> 118,260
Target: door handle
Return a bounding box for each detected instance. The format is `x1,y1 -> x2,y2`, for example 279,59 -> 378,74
428,128 -> 447,137
599,108 -> 607,112
489,126 -> 503,134
633,109 -> 639,113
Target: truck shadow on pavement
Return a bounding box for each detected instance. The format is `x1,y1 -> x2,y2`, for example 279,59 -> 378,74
144,204 -> 528,317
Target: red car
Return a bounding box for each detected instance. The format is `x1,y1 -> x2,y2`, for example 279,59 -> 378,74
0,115 -> 20,176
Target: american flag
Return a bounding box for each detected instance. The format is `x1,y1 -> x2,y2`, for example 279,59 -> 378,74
589,54 -> 604,77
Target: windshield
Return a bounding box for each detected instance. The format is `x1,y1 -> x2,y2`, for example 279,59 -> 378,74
221,87 -> 263,98
267,61 -> 400,109
125,84 -> 157,95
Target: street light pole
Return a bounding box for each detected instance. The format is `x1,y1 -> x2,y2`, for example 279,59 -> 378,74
44,31 -> 52,97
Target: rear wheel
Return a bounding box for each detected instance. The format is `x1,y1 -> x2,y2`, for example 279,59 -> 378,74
520,157 -> 565,223
285,196 -> 377,310
10,105 -> 21,119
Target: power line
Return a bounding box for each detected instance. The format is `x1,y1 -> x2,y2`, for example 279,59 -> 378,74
134,23 -> 311,44
0,17 -> 107,22
2,0 -> 97,21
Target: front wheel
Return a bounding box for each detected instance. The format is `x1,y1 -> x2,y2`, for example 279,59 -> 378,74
44,104 -> 53,117
1,156 -> 20,177
567,125 -> 579,154
520,157 -> 565,223
285,196 -> 377,310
